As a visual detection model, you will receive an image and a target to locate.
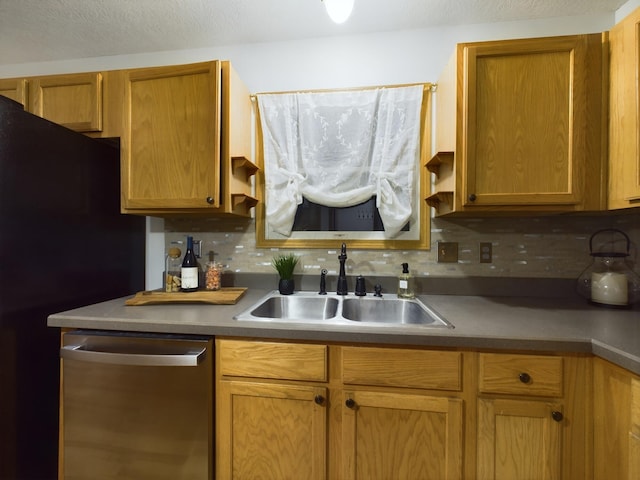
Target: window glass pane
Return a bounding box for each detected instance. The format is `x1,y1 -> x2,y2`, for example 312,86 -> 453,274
292,196 -> 408,232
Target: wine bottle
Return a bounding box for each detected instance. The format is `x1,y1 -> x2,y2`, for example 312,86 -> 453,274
181,236 -> 199,292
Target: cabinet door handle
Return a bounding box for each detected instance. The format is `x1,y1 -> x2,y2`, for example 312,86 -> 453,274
345,398 -> 356,409
314,395 -> 325,406
206,196 -> 214,204
519,372 -> 531,384
551,411 -> 564,422
468,193 -> 477,202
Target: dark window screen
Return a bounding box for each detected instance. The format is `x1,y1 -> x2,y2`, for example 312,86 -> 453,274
292,196 -> 409,232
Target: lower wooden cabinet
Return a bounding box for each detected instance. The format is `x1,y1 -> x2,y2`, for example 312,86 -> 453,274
342,390 -> 462,480
216,339 -> 593,479
593,357 -> 640,480
477,397 -> 563,480
631,378 -> 640,479
217,380 -> 327,480
216,339 -> 465,479
478,353 -> 590,480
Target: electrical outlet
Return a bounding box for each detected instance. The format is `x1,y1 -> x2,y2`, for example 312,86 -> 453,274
437,242 -> 458,263
193,239 -> 203,258
480,242 -> 492,263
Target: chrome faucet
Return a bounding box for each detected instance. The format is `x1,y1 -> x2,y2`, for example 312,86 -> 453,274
336,243 -> 348,295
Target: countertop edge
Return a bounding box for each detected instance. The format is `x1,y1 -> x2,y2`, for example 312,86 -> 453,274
47,290 -> 640,375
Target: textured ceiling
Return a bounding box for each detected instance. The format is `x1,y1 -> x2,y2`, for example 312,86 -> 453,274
0,0 -> 628,66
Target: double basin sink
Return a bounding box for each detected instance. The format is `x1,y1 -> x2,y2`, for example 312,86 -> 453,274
234,291 -> 453,328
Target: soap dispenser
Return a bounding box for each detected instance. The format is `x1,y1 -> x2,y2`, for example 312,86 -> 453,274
397,263 -> 415,299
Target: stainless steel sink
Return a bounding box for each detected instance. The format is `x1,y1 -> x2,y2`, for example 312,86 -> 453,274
249,295 -> 339,320
234,291 -> 453,328
341,297 -> 449,326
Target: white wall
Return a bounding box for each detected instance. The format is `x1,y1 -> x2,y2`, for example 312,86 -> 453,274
617,0 -> 640,21
2,3 -> 635,289
0,12 -> 615,90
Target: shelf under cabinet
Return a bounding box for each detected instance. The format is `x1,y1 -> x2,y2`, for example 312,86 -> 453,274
231,156 -> 259,182
426,192 -> 454,215
426,151 -> 454,177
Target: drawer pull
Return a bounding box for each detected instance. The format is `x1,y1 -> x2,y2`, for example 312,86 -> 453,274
345,398 -> 356,409
314,395 -> 325,406
551,411 -> 564,422
519,372 -> 531,384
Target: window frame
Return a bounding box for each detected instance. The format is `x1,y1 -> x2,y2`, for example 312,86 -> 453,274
254,83 -> 432,250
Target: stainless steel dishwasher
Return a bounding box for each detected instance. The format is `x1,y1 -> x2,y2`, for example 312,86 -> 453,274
59,330 -> 213,480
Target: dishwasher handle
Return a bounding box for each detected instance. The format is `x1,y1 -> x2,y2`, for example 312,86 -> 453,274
60,344 -> 207,367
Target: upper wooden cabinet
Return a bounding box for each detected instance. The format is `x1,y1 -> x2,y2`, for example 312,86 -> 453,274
120,60 -> 257,216
609,7 -> 640,209
0,73 -> 103,133
30,72 -> 102,132
428,34 -> 607,216
0,78 -> 28,106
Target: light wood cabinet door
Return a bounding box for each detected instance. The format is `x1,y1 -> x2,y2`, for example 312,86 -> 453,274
0,78 -> 27,106
477,397 -> 563,480
462,35 -> 604,210
631,378 -> 640,480
217,380 -> 327,480
609,7 -> 640,208
593,358 -> 634,480
342,390 -> 463,480
429,34 -> 606,216
121,61 -> 222,211
30,72 -> 102,132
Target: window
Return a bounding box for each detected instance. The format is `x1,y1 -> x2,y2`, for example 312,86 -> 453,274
255,84 -> 432,249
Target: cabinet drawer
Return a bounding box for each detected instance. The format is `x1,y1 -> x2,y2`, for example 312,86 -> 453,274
479,353 -> 563,397
218,339 -> 327,382
342,347 -> 462,391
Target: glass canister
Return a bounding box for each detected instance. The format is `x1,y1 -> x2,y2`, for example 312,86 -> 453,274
204,251 -> 222,291
577,229 -> 640,307
165,246 -> 182,292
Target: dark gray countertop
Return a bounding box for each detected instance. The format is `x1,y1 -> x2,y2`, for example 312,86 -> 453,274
47,283 -> 640,375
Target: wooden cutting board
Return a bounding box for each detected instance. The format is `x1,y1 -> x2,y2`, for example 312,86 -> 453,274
125,288 -> 248,306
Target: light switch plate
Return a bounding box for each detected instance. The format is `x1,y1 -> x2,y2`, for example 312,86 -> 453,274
437,241 -> 458,263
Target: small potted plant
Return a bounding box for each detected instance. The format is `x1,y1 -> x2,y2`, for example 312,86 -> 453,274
272,253 -> 299,295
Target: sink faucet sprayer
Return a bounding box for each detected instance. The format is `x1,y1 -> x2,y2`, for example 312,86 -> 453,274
319,269 -> 327,295
337,243 -> 348,295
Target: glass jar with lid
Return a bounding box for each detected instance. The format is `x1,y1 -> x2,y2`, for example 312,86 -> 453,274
164,246 -> 182,292
204,251 -> 222,291
577,229 -> 640,307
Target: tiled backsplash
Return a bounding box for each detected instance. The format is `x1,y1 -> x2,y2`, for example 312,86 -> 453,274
165,212 -> 640,280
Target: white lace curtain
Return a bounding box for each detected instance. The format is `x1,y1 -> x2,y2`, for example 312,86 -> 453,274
257,85 -> 424,238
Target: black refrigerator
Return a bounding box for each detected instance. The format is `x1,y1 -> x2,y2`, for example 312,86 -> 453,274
0,96 -> 146,479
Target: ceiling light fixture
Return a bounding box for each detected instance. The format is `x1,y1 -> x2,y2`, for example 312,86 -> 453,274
323,0 -> 354,24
